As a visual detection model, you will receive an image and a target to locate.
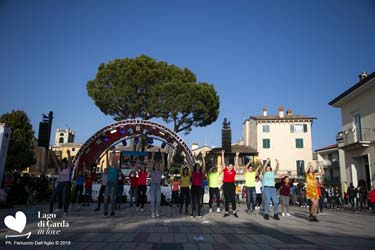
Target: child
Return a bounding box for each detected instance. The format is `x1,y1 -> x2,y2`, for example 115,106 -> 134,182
171,176 -> 180,206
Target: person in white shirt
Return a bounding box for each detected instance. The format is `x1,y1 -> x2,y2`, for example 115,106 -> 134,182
255,176 -> 263,211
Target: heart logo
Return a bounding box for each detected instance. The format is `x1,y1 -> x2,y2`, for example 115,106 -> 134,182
4,211 -> 27,234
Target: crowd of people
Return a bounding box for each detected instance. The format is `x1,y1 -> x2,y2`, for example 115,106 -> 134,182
2,149 -> 375,221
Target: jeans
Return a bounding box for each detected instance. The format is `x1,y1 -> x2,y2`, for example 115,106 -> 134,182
136,185 -> 147,208
191,185 -> 202,215
280,195 -> 289,213
246,187 -> 256,211
129,187 -> 137,206
116,185 -> 124,208
209,187 -> 220,209
104,181 -> 117,214
50,181 -> 70,213
223,182 -> 236,212
263,187 -> 278,215
150,183 -> 161,213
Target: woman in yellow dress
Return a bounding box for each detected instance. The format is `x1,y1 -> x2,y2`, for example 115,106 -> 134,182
305,162 -> 324,222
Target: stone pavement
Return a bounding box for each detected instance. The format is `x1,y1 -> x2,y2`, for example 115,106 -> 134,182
1,203 -> 375,250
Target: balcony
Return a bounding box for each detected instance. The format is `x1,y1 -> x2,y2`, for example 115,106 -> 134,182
336,128 -> 374,151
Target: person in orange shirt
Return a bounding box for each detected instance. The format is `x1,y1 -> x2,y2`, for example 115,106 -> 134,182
171,176 -> 180,207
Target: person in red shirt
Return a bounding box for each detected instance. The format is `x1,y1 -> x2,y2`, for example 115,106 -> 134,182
219,150 -> 238,217
136,162 -> 148,212
83,169 -> 96,207
191,163 -> 205,217
369,186 -> 375,214
128,169 -> 138,207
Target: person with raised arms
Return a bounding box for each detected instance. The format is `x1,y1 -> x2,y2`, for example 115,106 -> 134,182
208,164 -> 222,213
220,150 -> 238,218
190,162 -> 205,218
179,164 -> 191,215
149,151 -> 164,218
135,158 -> 148,213
305,161 -> 324,222
244,158 -> 261,215
259,158 -> 280,220
104,149 -> 120,216
50,150 -> 73,217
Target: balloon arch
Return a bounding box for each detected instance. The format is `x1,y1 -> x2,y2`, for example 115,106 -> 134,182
72,119 -> 195,174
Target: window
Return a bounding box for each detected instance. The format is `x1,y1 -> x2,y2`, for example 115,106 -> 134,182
296,138 -> 304,148
262,124 -> 270,133
263,139 -> 270,149
60,133 -> 64,136
353,114 -> 362,141
296,160 -> 305,177
59,137 -> 64,144
72,148 -> 75,152
290,124 -> 308,133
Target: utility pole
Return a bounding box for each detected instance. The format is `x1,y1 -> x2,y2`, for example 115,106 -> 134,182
37,111 -> 53,174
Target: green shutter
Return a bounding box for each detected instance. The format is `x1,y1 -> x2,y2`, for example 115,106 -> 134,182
263,139 -> 270,149
290,124 -> 294,133
296,139 -> 304,148
303,124 -> 308,133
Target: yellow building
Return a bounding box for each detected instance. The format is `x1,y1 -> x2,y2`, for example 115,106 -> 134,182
243,106 -> 316,180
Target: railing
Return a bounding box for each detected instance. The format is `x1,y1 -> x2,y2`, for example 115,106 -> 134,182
336,128 -> 374,147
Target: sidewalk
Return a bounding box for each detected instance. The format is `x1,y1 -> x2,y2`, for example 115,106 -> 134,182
1,203 -> 375,250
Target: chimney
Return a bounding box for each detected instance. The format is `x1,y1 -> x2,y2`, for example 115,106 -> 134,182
263,106 -> 268,116
222,118 -> 232,153
359,72 -> 368,80
278,106 -> 284,118
286,108 -> 292,116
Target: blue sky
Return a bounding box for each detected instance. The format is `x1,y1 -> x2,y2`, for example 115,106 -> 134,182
1,0 -> 374,150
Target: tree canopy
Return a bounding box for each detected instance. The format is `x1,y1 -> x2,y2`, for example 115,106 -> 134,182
87,55 -> 219,134
0,110 -> 36,171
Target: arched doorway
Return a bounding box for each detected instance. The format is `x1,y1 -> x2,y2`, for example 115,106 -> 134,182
72,119 -> 195,174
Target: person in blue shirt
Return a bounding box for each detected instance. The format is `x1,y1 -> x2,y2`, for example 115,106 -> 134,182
259,158 -> 280,220
104,149 -> 120,216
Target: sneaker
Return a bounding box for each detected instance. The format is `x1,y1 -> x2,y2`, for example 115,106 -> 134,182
274,214 -> 280,220
209,208 -> 212,213
312,216 -> 319,222
156,211 -> 159,217
152,212 -> 155,218
140,208 -> 144,212
223,213 -> 230,217
286,213 -> 291,217
233,212 -> 239,218
190,214 -> 195,218
264,214 -> 270,220
282,212 -> 285,216
198,214 -> 202,218
216,207 -> 221,213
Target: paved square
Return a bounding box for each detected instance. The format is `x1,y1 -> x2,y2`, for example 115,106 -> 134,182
1,204 -> 374,250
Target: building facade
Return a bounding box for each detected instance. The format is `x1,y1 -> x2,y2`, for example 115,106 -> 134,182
329,72 -> 375,190
242,106 -> 316,180
54,128 -> 75,146
315,144 -> 342,188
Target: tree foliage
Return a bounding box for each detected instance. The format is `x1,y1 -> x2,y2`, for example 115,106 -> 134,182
87,55 -> 220,133
0,110 -> 36,171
